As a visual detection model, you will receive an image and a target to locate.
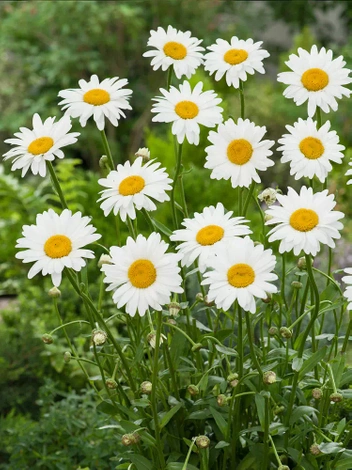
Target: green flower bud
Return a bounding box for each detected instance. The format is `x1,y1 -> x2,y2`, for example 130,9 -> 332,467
48,287 -> 61,298
273,405 -> 285,415
97,254 -> 113,268
105,378 -> 118,389
291,281 -> 303,289
187,384 -> 199,396
268,326 -> 278,336
195,293 -> 204,302
312,388 -> 323,400
121,433 -> 140,446
167,318 -> 177,325
42,333 -> 53,344
297,257 -> 307,270
92,329 -> 107,346
263,371 -> 276,385
310,444 -> 322,456
330,392 -> 343,403
99,155 -> 109,169
280,327 -> 292,339
196,435 -> 210,449
227,373 -> 239,382
217,394 -> 227,407
63,351 -> 71,363
140,381 -> 152,394
168,301 -> 181,317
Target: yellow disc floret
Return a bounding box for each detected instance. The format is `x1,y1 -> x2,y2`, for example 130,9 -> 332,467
44,235 -> 72,258
227,139 -> 253,165
227,263 -> 255,288
175,100 -> 199,119
299,137 -> 324,160
163,41 -> 187,60
224,49 -> 249,65
119,175 -> 145,196
83,88 -> 110,106
128,259 -> 157,288
28,137 -> 54,155
301,68 -> 329,92
289,208 -> 319,232
196,225 -> 225,246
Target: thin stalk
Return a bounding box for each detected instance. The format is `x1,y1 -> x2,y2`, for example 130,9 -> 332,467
100,129 -> 115,170
269,435 -> 283,467
181,438 -> 196,470
166,66 -> 173,89
170,142 -> 183,228
239,80 -> 245,119
342,319 -> 352,354
245,310 -> 263,375
47,161 -> 68,209
242,181 -> 255,217
281,253 -> 288,309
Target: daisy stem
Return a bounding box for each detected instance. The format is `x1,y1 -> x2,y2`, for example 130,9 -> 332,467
237,303 -> 244,377
341,319 -> 352,354
269,435 -> 282,467
237,187 -> 243,215
100,129 -> 115,170
316,106 -> 322,129
242,181 -> 256,217
239,81 -> 245,119
281,253 -> 288,309
126,216 -> 137,239
47,161 -> 68,209
167,66 -> 173,89
245,310 -> 263,375
171,142 -> 183,228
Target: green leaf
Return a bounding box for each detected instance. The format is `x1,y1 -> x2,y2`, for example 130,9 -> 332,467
254,393 -> 266,430
215,344 -> 238,356
335,456 -> 352,469
187,410 -> 212,420
160,404 -> 183,429
166,463 -> 199,470
318,442 -> 344,454
298,346 -> 327,379
292,357 -> 304,372
215,441 -> 230,449
340,369 -> 352,387
209,406 -> 228,437
129,454 -> 153,470
150,217 -> 172,236
289,406 -> 318,425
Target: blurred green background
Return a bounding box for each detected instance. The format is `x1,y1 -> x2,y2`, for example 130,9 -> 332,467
0,0 -> 351,468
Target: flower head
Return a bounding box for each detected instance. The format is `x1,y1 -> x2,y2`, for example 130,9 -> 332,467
102,233 -> 183,317
143,25 -> 204,79
204,36 -> 270,88
151,81 -> 223,145
58,74 -> 132,130
266,186 -> 344,256
205,118 -> 274,188
202,237 -> 278,313
170,203 -> 251,272
98,157 -> 172,221
16,209 -> 101,286
277,45 -> 352,117
3,114 -> 79,177
278,118 -> 345,182
258,188 -> 278,206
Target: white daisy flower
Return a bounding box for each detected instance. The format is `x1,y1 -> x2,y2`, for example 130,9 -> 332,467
102,232 -> 183,317
277,45 -> 352,117
151,81 -> 223,145
170,202 -> 252,272
3,114 -> 79,178
204,37 -> 270,88
58,74 -> 132,131
143,25 -> 204,79
278,118 -> 345,183
205,118 -> 275,188
202,237 -> 277,313
265,186 -> 344,256
98,157 -> 172,221
345,160 -> 352,185
342,268 -> 352,310
16,209 -> 101,286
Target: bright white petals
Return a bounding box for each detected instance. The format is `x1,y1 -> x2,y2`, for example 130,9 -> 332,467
15,209 -> 101,286
277,45 -> 352,117
278,117 -> 345,183
342,268 -> 352,310
151,80 -> 223,145
3,114 -> 79,178
202,237 -> 278,313
98,157 -> 172,221
58,74 -> 132,131
204,36 -> 270,88
266,186 -> 344,256
143,25 -> 204,79
205,118 -> 274,188
170,203 -> 252,272
102,232 -> 183,317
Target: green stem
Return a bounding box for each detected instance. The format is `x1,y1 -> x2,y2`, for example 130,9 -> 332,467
281,253 -> 288,309
245,310 -> 263,375
269,435 -> 282,467
170,142 -> 183,228
316,106 -> 322,129
242,181 -> 255,217
167,66 -> 173,89
50,320 -> 90,335
126,216 -> 137,239
342,319 -> 352,354
47,161 -> 68,209
100,129 -> 115,170
181,438 -> 196,470
239,80 -> 245,119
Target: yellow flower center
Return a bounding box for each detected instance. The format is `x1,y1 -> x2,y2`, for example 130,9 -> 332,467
83,88 -> 110,105
196,225 -> 225,246
299,137 -> 325,160
119,175 -> 145,196
227,139 -> 253,165
128,259 -> 157,288
28,137 -> 54,155
44,235 -> 72,258
163,41 -> 187,60
301,68 -> 329,92
289,208 -> 319,232
175,100 -> 199,119
224,49 -> 249,65
227,263 -> 255,288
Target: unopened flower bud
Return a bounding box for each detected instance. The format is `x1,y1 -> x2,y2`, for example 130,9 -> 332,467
273,405 -> 285,415
105,378 -> 118,389
99,155 -> 109,169
187,384 -> 199,396
48,287 -> 61,298
167,318 -> 177,325
196,293 -> 204,302
147,331 -> 166,349
280,327 -> 292,339
204,296 -> 215,307
297,257 -> 307,270
312,388 -> 323,400
330,392 -> 343,403
310,444 -> 322,456
291,281 -> 303,289
262,294 -> 272,303
98,254 -> 113,268
258,188 -> 278,206
140,381 -> 152,394
217,394 -> 227,407
227,373 -> 239,382
230,379 -> 239,388
135,147 -> 150,161
168,302 -> 181,317
42,333 -> 53,344
121,433 -> 140,446
196,435 -> 210,449
263,371 -> 276,385
268,326 -> 278,336
92,329 -> 107,346
191,342 -> 203,352
264,213 -> 274,223
63,351 -> 71,363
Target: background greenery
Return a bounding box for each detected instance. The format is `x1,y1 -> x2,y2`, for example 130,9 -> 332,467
0,1 -> 351,468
